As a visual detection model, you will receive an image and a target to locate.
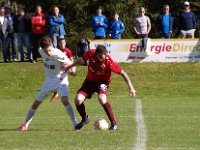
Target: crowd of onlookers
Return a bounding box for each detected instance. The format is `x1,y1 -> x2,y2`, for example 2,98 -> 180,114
0,4 -> 66,63
0,1 -> 200,63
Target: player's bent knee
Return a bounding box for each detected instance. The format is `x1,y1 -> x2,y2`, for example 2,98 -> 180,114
98,94 -> 107,105
61,96 -> 69,106
32,100 -> 42,109
75,94 -> 85,105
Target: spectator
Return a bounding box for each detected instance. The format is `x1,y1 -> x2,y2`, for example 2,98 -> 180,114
49,6 -> 66,48
5,5 -> 17,61
58,38 -> 73,62
134,7 -> 151,50
91,6 -> 108,39
179,1 -> 196,38
156,5 -> 175,38
197,13 -> 200,37
31,5 -> 48,62
108,12 -> 125,39
13,6 -> 33,62
0,6 -> 10,63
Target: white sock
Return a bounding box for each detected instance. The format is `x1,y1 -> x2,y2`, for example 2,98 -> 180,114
24,107 -> 36,127
66,104 -> 77,126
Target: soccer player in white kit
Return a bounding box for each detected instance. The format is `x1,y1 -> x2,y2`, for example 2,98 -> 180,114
18,36 -> 77,131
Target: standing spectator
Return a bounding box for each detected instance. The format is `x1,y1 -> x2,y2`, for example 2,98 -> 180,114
13,6 -> 33,62
49,6 -> 66,48
179,1 -> 196,38
0,6 -> 10,63
91,6 -> 108,39
108,12 -> 125,39
197,13 -> 200,37
5,5 -> 17,61
156,5 -> 175,38
134,7 -> 151,50
31,5 -> 48,62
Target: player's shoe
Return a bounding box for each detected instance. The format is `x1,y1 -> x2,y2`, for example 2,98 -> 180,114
17,124 -> 28,131
75,116 -> 90,131
50,92 -> 58,102
109,124 -> 118,131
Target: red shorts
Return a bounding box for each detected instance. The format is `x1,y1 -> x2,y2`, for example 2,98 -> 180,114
78,79 -> 109,99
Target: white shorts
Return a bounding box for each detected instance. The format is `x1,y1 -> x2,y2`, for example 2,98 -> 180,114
35,81 -> 69,102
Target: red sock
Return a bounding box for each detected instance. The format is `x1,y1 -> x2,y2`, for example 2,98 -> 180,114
76,103 -> 87,121
102,102 -> 116,125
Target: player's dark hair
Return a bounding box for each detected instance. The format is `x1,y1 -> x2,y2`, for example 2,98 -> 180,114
95,45 -> 107,55
39,35 -> 52,49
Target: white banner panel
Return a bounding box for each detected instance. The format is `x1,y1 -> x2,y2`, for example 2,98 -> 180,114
90,39 -> 200,62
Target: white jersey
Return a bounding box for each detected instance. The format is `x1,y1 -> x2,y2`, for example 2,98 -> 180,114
39,48 -> 72,84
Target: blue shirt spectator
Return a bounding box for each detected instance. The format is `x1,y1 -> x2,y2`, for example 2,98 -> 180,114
156,5 -> 174,38
91,6 -> 108,39
49,6 -> 66,47
108,12 -> 125,39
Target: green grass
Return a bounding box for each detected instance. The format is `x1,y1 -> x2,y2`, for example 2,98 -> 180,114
0,62 -> 200,149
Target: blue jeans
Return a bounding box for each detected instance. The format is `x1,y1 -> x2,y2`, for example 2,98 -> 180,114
51,33 -> 64,48
8,33 -> 18,60
0,33 -> 10,62
138,34 -> 148,50
16,32 -> 32,61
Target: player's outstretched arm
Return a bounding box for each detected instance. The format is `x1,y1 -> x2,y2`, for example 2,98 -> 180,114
120,70 -> 136,97
65,57 -> 84,72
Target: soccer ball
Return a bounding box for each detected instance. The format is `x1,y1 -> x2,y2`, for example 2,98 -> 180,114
94,118 -> 109,130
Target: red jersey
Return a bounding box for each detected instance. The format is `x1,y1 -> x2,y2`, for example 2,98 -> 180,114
31,13 -> 47,35
82,50 -> 122,83
61,48 -> 73,59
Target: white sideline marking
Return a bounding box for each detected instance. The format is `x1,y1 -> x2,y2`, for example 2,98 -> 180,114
134,99 -> 147,150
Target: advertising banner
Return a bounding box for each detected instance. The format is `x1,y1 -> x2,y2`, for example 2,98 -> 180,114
90,39 -> 200,62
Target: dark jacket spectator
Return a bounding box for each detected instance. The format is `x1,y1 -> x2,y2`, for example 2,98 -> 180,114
156,5 -> 175,38
179,11 -> 196,31
13,14 -> 31,33
197,13 -> 200,37
178,1 -> 196,38
13,6 -> 33,62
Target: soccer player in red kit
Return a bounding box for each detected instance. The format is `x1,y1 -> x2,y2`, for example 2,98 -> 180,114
66,45 -> 136,131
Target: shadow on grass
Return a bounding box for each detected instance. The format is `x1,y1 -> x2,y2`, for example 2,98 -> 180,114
0,128 -> 75,132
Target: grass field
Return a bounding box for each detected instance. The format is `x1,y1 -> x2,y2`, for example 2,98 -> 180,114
0,62 -> 200,150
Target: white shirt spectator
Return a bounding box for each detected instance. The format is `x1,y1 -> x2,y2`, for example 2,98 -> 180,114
134,15 -> 150,34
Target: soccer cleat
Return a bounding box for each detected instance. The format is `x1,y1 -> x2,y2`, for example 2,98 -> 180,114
109,124 -> 118,131
17,124 -> 28,131
50,92 -> 59,102
75,116 -> 90,131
